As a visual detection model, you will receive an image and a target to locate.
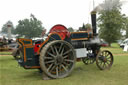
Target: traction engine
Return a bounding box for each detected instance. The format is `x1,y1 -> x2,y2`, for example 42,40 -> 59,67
12,11 -> 114,79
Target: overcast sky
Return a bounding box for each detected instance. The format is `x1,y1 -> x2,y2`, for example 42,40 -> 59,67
0,0 -> 128,32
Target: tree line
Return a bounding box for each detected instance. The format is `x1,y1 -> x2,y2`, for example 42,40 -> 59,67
97,0 -> 128,46
1,0 -> 128,46
1,15 -> 92,39
1,14 -> 44,39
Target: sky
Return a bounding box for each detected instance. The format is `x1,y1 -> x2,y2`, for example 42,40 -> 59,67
0,0 -> 128,32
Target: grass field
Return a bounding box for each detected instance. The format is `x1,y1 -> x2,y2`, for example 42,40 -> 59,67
0,43 -> 128,85
0,52 -> 12,55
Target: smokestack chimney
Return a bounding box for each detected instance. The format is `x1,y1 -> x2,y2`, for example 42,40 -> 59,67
91,11 -> 97,36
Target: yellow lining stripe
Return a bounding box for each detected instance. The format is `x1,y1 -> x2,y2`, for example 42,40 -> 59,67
19,38 -> 33,46
71,31 -> 89,40
71,38 -> 88,41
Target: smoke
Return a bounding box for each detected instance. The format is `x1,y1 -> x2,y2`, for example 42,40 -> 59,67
93,0 -> 128,12
93,3 -> 104,12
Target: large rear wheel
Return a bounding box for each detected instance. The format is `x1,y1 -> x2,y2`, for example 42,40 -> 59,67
40,40 -> 76,79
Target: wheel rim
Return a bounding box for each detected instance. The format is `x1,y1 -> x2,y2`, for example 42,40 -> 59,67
96,50 -> 113,70
40,40 -> 76,78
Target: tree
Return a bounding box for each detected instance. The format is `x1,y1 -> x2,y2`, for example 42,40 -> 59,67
78,23 -> 87,31
15,14 -> 44,38
85,23 -> 92,29
97,0 -> 124,46
126,18 -> 128,38
68,27 -> 74,32
78,23 -> 92,32
1,21 -> 15,34
123,17 -> 128,38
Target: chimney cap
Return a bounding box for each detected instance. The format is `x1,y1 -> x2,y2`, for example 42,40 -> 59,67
91,11 -> 97,14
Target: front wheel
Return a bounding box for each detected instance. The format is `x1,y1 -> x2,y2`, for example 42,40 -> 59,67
96,50 -> 114,70
39,40 -> 76,79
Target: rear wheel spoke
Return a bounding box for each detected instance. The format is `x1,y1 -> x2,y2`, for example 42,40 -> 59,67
59,65 -> 62,72
65,59 -> 74,63
63,55 -> 68,59
61,48 -> 64,55
47,52 -> 56,58
63,61 -> 70,66
63,49 -> 72,55
50,65 -> 56,72
59,43 -> 63,53
45,60 -> 54,64
47,63 -> 53,71
50,46 -> 55,54
44,56 -> 53,59
54,46 -> 59,55
61,64 -> 68,72
56,66 -> 59,77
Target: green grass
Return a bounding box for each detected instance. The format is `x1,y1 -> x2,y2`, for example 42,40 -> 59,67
101,43 -> 127,54
0,43 -> 128,85
0,52 -> 12,55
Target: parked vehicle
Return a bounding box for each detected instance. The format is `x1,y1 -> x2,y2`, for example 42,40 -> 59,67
120,38 -> 128,49
100,40 -> 109,47
117,40 -> 123,45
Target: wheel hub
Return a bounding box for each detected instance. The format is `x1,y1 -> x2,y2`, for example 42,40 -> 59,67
55,55 -> 64,65
103,57 -> 107,62
99,56 -> 107,62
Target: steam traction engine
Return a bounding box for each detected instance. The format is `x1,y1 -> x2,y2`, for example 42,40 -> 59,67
13,11 -> 113,79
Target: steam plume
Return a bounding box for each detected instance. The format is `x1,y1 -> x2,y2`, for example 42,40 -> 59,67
93,0 -> 128,12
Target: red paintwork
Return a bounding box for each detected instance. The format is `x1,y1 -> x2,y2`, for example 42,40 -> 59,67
34,44 -> 41,53
101,44 -> 108,47
49,24 -> 70,40
34,24 -> 70,53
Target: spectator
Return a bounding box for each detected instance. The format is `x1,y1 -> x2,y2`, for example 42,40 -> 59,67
2,36 -> 7,44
